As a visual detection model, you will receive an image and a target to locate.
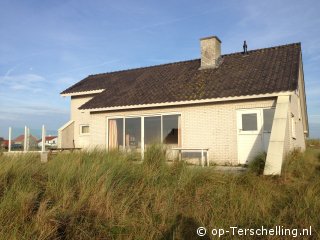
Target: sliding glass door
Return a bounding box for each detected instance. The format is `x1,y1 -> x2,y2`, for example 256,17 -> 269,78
125,118 -> 141,151
163,115 -> 181,146
144,116 -> 161,146
108,114 -> 181,151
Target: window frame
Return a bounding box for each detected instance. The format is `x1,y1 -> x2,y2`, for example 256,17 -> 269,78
79,124 -> 90,135
106,112 -> 182,152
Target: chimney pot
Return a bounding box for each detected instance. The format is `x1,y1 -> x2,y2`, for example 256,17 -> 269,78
199,36 -> 221,69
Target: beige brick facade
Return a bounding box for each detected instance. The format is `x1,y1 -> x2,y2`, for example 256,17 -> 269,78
63,84 -> 306,166
68,97 -> 279,165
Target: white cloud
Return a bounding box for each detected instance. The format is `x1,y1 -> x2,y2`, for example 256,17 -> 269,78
0,104 -> 68,117
0,73 -> 46,92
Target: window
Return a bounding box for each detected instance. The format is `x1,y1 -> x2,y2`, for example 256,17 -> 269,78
242,113 -> 257,131
263,108 -> 275,132
108,118 -> 124,150
145,116 -> 161,145
125,118 -> 141,150
80,125 -> 89,134
107,114 -> 181,151
163,115 -> 181,145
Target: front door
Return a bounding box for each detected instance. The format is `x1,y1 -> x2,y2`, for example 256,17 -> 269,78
237,109 -> 263,164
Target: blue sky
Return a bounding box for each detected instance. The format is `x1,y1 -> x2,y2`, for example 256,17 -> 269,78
0,0 -> 319,138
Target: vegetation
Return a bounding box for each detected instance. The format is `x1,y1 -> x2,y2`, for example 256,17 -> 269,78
248,152 -> 266,175
0,146 -> 319,239
307,138 -> 320,148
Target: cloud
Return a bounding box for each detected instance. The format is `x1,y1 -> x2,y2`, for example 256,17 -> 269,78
0,104 -> 68,117
0,73 -> 46,92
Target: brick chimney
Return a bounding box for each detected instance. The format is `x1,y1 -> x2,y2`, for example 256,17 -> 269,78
199,36 -> 221,69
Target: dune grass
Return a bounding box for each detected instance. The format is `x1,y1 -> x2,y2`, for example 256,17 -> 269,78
0,146 -> 319,239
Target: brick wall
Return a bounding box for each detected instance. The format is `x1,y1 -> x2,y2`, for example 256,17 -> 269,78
77,98 -> 277,165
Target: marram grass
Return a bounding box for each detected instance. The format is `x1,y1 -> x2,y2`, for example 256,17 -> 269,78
0,146 -> 319,239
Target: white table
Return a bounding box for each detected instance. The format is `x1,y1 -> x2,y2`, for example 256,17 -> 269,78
171,147 -> 210,167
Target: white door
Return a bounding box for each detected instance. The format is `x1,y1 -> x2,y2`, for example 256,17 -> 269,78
237,109 -> 263,164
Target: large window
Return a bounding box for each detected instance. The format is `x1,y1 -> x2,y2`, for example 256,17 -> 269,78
163,115 -> 181,145
125,118 -> 141,150
108,119 -> 123,150
145,116 -> 161,145
108,114 -> 181,151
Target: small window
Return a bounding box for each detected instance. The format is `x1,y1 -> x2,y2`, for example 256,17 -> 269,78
80,125 -> 90,134
242,113 -> 258,131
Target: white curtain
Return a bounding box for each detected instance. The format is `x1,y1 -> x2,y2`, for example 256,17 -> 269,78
108,120 -> 118,149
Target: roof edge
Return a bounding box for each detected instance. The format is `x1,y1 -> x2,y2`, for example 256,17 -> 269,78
61,89 -> 105,97
80,91 -> 295,112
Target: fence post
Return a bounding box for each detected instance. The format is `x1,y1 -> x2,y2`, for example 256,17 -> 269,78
41,125 -> 46,152
8,127 -> 12,152
24,126 -> 27,152
27,127 -> 30,151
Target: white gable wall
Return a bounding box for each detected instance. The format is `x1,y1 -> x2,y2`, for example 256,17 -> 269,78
70,96 -> 94,148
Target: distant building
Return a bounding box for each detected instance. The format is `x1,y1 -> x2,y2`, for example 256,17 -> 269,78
37,136 -> 58,148
13,134 -> 38,149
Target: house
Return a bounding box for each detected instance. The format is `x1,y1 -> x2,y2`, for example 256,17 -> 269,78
37,136 -> 58,148
13,134 -> 38,149
59,36 -> 308,175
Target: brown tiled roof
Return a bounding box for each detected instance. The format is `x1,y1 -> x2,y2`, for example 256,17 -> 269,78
61,43 -> 301,110
14,135 -> 38,142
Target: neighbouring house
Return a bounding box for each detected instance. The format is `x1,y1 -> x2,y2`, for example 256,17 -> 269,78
13,134 -> 38,149
37,136 -> 58,148
59,35 -> 308,175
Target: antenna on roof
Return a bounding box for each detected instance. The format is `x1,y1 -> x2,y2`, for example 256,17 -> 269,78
243,40 -> 248,54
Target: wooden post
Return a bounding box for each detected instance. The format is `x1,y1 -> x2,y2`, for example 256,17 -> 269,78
207,151 -> 210,167
41,125 -> 46,152
8,127 -> 12,152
